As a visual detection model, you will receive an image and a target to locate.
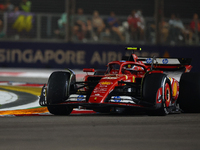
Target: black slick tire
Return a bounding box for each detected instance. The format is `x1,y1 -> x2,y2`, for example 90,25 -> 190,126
142,73 -> 172,116
178,73 -> 200,113
46,71 -> 73,115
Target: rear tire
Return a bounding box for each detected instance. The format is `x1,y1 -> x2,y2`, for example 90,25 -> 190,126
142,73 -> 172,116
46,71 -> 74,115
178,73 -> 200,113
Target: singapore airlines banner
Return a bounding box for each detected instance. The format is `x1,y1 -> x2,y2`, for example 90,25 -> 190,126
0,41 -> 199,72
0,42 -> 159,69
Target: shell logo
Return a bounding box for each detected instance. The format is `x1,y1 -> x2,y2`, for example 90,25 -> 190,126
124,75 -> 128,80
100,82 -> 112,85
172,82 -> 177,97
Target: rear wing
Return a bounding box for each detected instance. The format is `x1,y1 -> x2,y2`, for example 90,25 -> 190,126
137,57 -> 193,81
124,47 -> 192,65
137,57 -> 192,73
137,57 -> 192,66
123,47 -> 192,79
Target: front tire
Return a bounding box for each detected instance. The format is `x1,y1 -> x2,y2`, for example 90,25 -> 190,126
46,71 -> 74,115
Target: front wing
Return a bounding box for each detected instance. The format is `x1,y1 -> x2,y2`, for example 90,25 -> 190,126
39,85 -> 154,110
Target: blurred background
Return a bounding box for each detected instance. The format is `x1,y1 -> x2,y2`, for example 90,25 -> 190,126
0,0 -> 200,71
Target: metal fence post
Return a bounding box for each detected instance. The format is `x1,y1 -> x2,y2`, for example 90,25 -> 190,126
36,14 -> 41,40
195,20 -> 199,45
47,15 -> 52,38
65,0 -> 70,42
3,13 -> 7,37
155,0 -> 164,45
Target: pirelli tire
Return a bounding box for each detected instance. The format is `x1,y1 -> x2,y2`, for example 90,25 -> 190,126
46,71 -> 75,115
178,72 -> 200,113
142,73 -> 172,116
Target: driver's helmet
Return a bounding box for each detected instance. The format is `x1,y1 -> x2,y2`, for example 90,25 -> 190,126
123,64 -> 138,71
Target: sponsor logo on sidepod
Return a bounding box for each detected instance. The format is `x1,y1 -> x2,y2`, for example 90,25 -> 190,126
113,96 -> 121,102
77,95 -> 84,101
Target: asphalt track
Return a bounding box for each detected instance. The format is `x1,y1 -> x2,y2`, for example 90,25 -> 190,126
0,114 -> 200,150
0,69 -> 200,150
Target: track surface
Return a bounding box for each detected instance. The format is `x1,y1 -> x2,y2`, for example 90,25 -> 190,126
0,68 -> 200,150
0,114 -> 200,150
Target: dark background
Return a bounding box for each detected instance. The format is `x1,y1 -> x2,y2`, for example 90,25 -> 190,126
0,0 -> 200,18
0,0 -> 200,71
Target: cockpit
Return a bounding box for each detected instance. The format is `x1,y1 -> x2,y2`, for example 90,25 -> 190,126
106,63 -> 120,74
106,62 -> 146,75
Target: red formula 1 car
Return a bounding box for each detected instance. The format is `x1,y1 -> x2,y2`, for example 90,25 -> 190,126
39,47 -> 200,115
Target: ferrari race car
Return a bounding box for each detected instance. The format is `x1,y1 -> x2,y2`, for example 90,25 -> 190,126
39,47 -> 200,115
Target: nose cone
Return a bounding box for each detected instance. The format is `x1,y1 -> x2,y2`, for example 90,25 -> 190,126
88,75 -> 127,103
88,80 -> 116,103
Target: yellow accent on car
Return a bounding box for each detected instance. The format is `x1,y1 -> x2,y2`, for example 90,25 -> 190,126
133,76 -> 135,82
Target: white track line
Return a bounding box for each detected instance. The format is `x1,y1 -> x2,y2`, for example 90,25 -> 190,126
0,90 -> 18,105
0,98 -> 40,111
